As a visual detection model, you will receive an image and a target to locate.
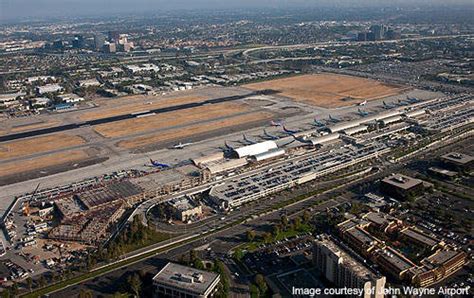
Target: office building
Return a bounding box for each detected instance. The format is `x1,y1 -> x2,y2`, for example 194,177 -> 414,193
400,227 -> 444,251
407,249 -> 468,287
153,262 -> 220,298
103,43 -> 116,53
52,40 -> 65,50
440,152 -> 474,171
72,35 -> 85,48
380,174 -> 426,200
108,31 -> 120,42
372,247 -> 416,280
357,32 -> 368,41
94,33 -> 106,50
369,25 -> 386,40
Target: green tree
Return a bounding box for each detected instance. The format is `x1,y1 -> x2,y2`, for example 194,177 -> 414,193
127,273 -> 142,297
190,249 -> 197,263
249,284 -> 260,298
233,248 -> 245,261
78,289 -> 93,298
255,274 -> 268,295
26,277 -> 33,292
11,282 -> 18,297
213,260 -> 230,297
246,230 -> 256,242
262,232 -> 272,243
293,216 -> 302,231
281,215 -> 289,230
1,288 -> 11,298
38,275 -> 47,288
272,225 -> 280,238
303,210 -> 311,223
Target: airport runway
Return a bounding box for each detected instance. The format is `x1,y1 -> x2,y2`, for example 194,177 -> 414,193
0,91 -> 270,142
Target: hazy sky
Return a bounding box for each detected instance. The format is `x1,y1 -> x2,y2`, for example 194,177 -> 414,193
1,0 -> 473,21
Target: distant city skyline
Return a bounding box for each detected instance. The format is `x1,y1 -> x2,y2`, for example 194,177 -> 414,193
1,0 -> 473,21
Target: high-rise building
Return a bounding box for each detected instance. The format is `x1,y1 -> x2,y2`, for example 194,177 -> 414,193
385,29 -> 401,40
357,32 -> 368,41
108,31 -> 120,42
118,34 -> 128,45
313,235 -> 386,298
52,40 -> 65,50
72,35 -> 85,48
102,43 -> 116,53
369,25 -> 386,40
94,33 -> 106,51
118,42 -> 133,52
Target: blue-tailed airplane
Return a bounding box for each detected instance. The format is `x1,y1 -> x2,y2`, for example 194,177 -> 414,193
263,129 -> 279,140
313,119 -> 325,127
406,96 -> 419,103
282,125 -> 299,135
397,99 -> 409,106
224,141 -> 234,151
383,101 -> 396,109
328,114 -> 341,123
357,108 -> 369,116
149,159 -> 170,168
242,134 -> 257,144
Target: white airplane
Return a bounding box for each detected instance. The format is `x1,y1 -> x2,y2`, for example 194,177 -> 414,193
270,120 -> 283,127
172,142 -> 193,149
359,100 -> 367,106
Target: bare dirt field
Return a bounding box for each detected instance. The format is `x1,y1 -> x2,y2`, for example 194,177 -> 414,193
243,73 -> 406,108
79,94 -> 208,121
118,111 -> 273,149
0,150 -> 89,177
0,134 -> 86,160
93,102 -> 252,138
